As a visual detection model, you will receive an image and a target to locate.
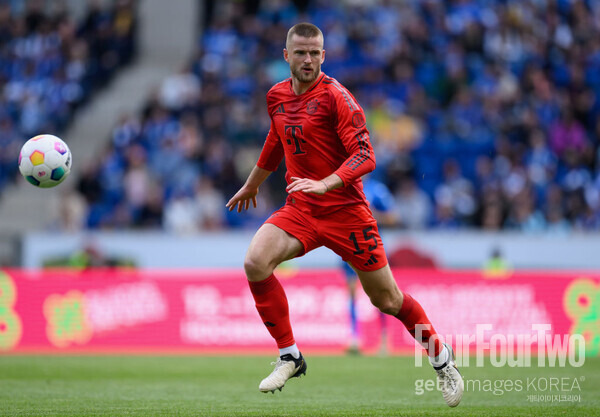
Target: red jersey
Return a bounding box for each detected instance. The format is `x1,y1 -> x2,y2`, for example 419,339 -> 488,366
257,72 -> 376,216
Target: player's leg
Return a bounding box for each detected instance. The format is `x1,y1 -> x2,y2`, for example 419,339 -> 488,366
322,205 -> 445,357
245,223 -> 302,350
245,207 -> 318,393
353,264 -> 463,407
351,264 -> 439,353
320,205 -> 462,406
245,223 -> 306,392
245,222 -> 303,282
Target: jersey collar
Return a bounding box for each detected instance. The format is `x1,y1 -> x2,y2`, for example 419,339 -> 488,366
289,72 -> 326,96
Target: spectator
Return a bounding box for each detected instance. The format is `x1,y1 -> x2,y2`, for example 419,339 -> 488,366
194,176 -> 226,230
394,177 -> 432,229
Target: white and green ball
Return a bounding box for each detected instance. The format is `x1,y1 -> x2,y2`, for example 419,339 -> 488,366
18,134 -> 72,188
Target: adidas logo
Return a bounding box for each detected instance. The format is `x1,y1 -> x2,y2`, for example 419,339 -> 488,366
364,254 -> 378,267
276,104 -> 285,113
264,321 -> 276,327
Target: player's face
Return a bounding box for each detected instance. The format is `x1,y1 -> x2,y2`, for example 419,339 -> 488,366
284,34 -> 325,85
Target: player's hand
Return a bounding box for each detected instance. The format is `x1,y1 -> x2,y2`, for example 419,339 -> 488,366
286,177 -> 328,195
226,186 -> 258,212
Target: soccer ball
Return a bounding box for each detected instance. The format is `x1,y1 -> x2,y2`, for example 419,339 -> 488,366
18,134 -> 72,188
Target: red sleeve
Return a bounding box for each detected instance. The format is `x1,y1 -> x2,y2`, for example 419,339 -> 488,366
256,120 -> 284,172
330,87 -> 376,186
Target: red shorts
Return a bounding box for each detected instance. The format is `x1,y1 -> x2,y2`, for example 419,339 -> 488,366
265,203 -> 388,272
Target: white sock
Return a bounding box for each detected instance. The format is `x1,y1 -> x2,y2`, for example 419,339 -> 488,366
428,345 -> 449,368
279,344 -> 300,359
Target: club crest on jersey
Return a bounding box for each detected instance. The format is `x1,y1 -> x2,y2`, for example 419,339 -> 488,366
306,99 -> 320,114
352,111 -> 366,128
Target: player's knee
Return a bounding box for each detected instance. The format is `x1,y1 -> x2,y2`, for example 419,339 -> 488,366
370,291 -> 401,315
244,254 -> 272,281
375,301 -> 398,316
243,256 -> 262,279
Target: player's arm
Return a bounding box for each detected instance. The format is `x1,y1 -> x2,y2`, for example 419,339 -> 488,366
286,173 -> 343,195
331,88 -> 376,185
226,165 -> 272,212
227,119 -> 284,212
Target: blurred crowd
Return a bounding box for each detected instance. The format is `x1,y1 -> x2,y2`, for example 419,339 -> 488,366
12,0 -> 600,233
0,0 -> 137,193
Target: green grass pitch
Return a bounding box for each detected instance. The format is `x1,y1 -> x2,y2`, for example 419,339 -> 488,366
0,355 -> 598,416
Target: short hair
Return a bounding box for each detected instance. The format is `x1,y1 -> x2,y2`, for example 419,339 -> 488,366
286,22 -> 323,49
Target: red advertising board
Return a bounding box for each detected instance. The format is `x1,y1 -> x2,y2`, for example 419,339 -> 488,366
0,268 -> 597,356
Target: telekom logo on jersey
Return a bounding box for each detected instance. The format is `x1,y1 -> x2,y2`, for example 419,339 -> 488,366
285,124 -> 306,155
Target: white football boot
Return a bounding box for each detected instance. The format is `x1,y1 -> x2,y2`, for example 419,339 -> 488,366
434,343 -> 464,407
259,353 -> 307,393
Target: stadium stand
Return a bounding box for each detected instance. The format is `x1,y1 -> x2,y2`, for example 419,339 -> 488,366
67,0 -> 600,231
0,0 -> 137,196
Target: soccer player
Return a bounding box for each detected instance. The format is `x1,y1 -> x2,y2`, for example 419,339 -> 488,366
226,23 -> 464,407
